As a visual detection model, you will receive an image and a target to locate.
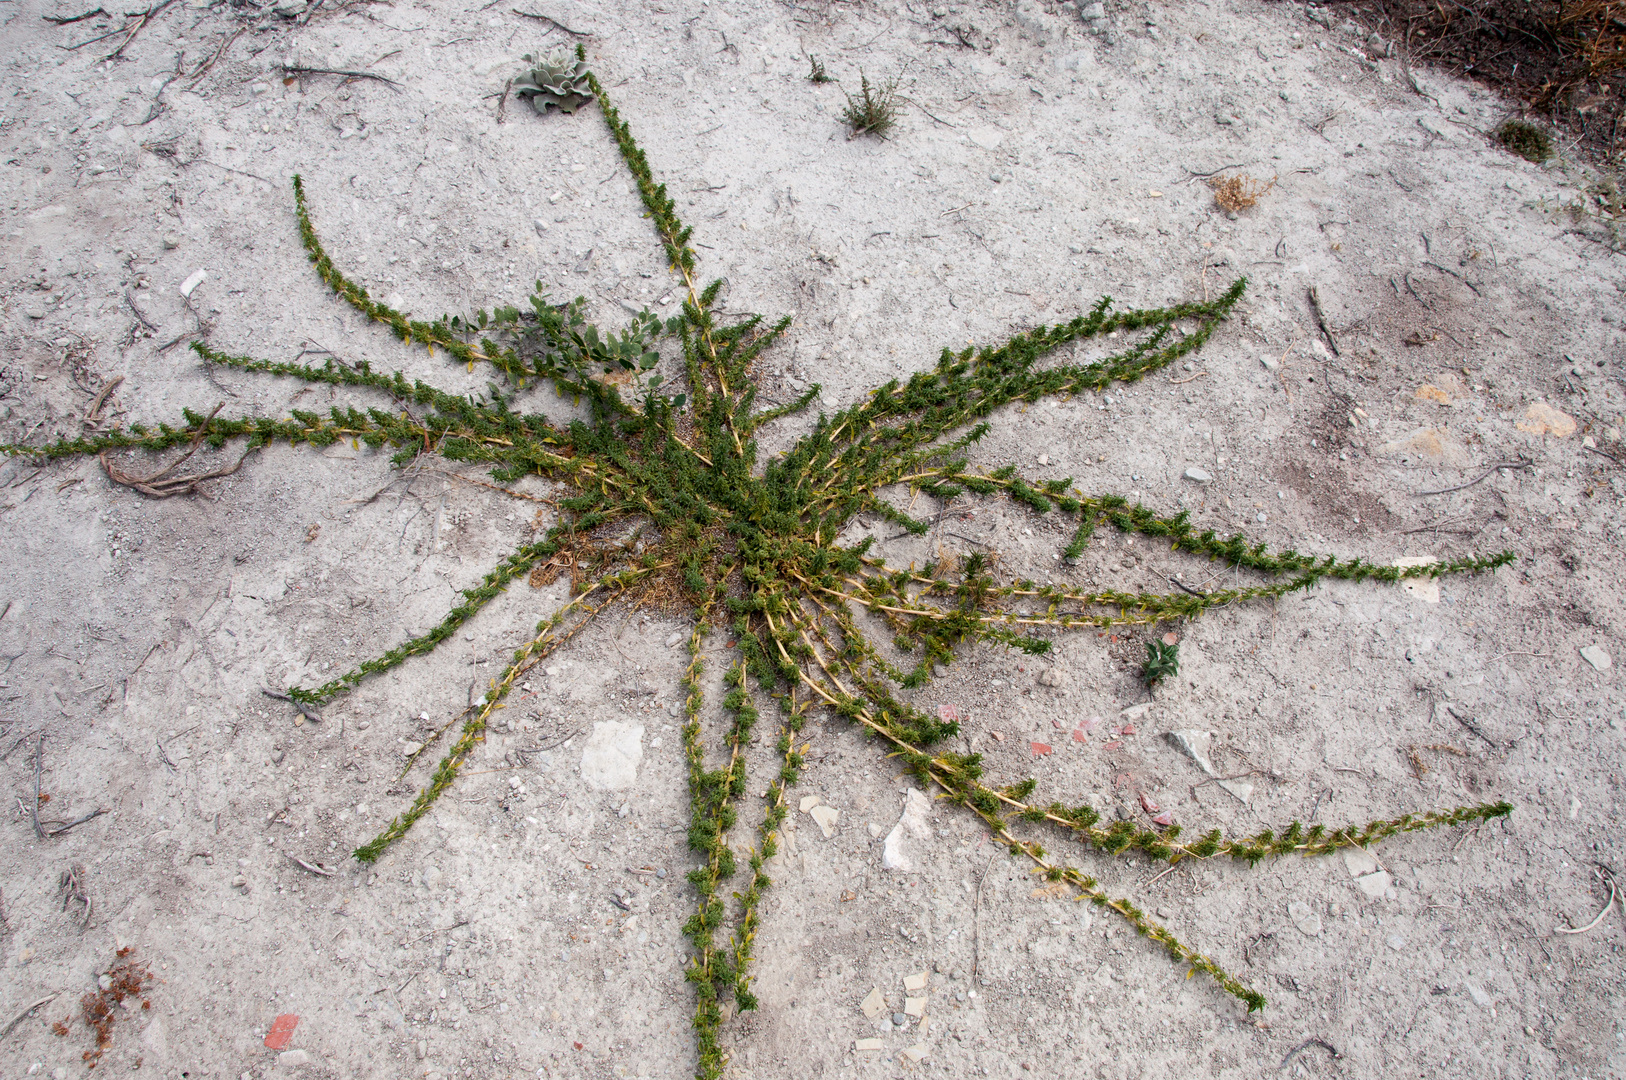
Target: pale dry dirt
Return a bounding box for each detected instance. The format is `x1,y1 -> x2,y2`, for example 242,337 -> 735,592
0,1 -> 1623,1079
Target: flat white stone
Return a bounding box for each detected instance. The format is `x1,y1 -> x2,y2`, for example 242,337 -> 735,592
1288,900 -> 1322,937
904,996 -> 926,1017
882,787 -> 933,872
1342,847 -> 1380,877
1580,644 -> 1612,671
1183,466 -> 1213,483
854,1038 -> 884,1052
810,804 -> 839,838
1394,556 -> 1440,603
799,794 -> 821,813
860,987 -> 885,1020
1353,870 -> 1392,899
901,1044 -> 927,1062
902,971 -> 929,993
579,721 -> 644,790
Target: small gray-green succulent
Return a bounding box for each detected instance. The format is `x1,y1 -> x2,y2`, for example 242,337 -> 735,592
514,53 -> 594,115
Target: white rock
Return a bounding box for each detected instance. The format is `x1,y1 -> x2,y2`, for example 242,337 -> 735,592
860,987 -> 885,1019
1288,900 -> 1322,937
1182,466 -> 1213,483
1342,847 -> 1379,877
903,970 -> 929,993
179,268 -> 208,298
1120,702 -> 1153,721
1580,644 -> 1612,672
1394,556 -> 1440,604
1465,982 -> 1493,1007
1260,355 -> 1279,372
854,1037 -> 884,1052
799,794 -> 821,813
580,721 -> 644,790
277,1050 -> 311,1068
882,787 -> 933,872
968,127 -> 1004,150
665,631 -> 684,648
1079,0 -> 1105,19
1353,869 -> 1392,899
809,804 -> 839,838
904,996 -> 926,1017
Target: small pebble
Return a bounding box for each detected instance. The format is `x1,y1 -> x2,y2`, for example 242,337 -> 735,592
892,1011 -> 908,1027
1182,466 -> 1212,483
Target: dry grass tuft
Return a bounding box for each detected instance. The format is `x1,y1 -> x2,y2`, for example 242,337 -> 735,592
1208,174 -> 1277,213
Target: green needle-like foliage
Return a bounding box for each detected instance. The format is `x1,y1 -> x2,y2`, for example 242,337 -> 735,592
2,46 -> 1516,1077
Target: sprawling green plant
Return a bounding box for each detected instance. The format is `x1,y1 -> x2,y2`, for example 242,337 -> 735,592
5,48 -> 1513,1079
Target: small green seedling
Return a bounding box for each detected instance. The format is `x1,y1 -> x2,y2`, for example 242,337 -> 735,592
840,70 -> 899,138
1497,118 -> 1554,164
806,54 -> 831,84
1142,640 -> 1180,687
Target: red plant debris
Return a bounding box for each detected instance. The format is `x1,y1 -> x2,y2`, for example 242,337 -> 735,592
79,946 -> 153,1068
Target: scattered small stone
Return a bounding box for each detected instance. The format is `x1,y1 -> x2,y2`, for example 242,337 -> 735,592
1119,703 -> 1153,722
903,971 -> 929,993
1079,0 -> 1105,19
1465,982 -> 1493,1008
277,1050 -> 311,1068
1288,900 -> 1322,937
664,631 -> 684,647
800,794 -> 821,812
867,822 -> 884,838
1580,644 -> 1612,672
162,233 -> 182,250
989,172 -> 1004,183
1260,355 -> 1279,372
860,987 -> 885,1020
400,741 -> 422,758
854,1038 -> 884,1052
180,268 -> 207,298
901,1044 -> 927,1063
1182,466 -> 1213,483
1386,934 -> 1406,951
892,1011 -> 908,1026
1038,668 -> 1067,687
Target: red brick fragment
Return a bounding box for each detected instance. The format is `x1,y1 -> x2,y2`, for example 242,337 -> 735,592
264,1014 -> 299,1050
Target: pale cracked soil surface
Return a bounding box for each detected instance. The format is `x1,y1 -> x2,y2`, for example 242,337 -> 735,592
0,1 -> 1623,1079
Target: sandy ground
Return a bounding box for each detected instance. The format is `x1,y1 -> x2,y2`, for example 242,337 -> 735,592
1,0 -> 1624,1078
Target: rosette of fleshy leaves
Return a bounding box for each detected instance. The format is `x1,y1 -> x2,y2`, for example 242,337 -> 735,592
513,53 -> 594,115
